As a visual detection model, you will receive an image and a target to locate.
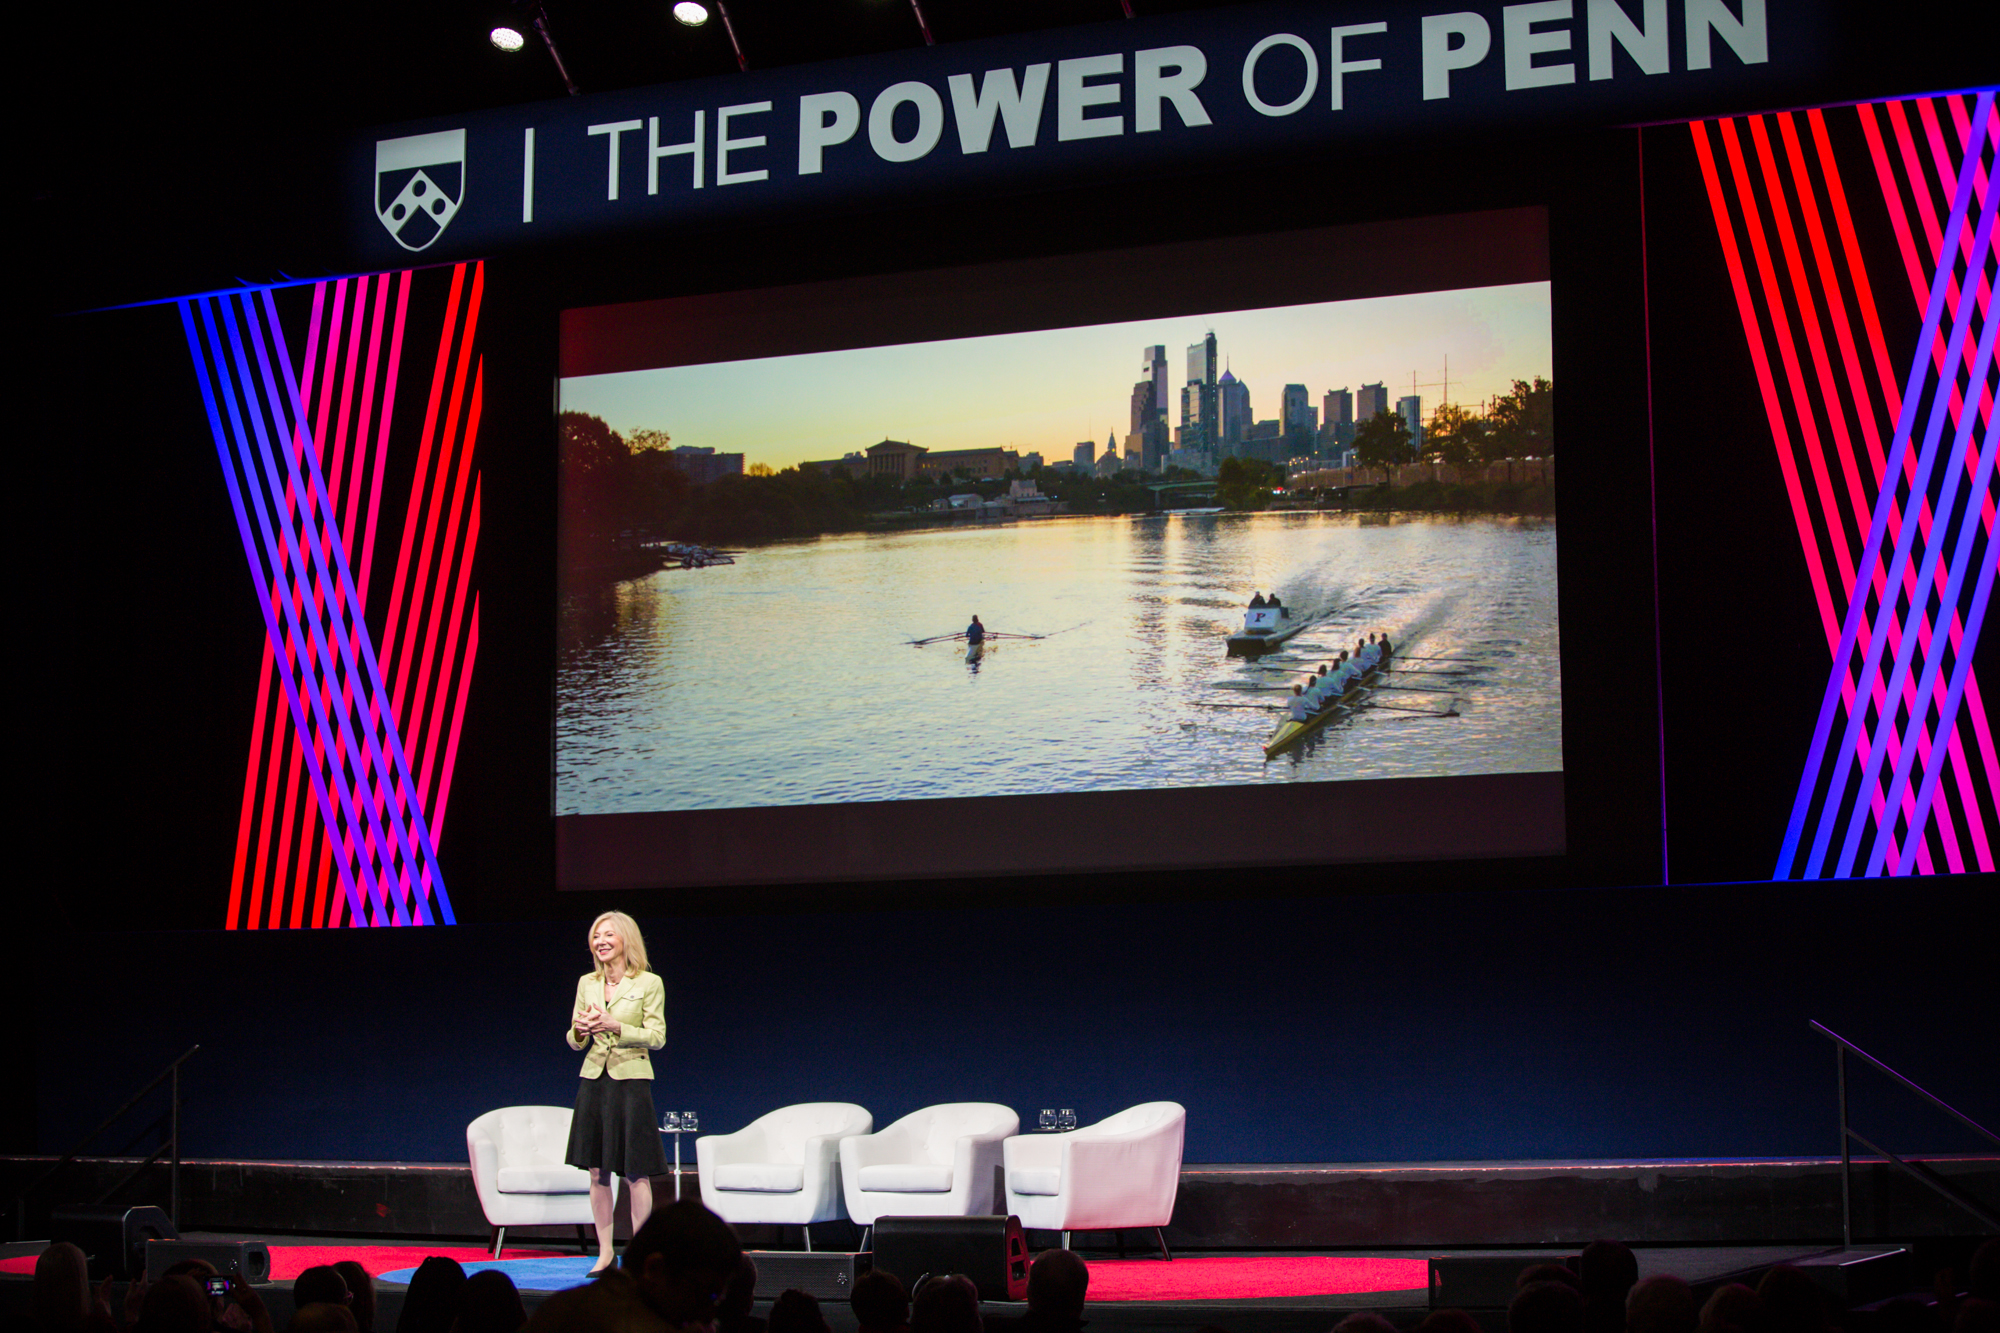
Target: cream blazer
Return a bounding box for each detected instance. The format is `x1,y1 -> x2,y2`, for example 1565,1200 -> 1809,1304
565,970 -> 666,1079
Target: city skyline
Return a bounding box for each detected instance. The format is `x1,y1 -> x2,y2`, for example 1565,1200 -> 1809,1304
559,282 -> 1551,471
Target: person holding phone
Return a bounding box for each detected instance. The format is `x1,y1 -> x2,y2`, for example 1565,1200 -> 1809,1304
564,911 -> 670,1273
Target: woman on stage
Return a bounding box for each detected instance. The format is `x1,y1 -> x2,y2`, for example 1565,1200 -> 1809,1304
564,910 -> 670,1272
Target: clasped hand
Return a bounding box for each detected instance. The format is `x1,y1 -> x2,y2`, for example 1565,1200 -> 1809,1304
575,1004 -> 620,1037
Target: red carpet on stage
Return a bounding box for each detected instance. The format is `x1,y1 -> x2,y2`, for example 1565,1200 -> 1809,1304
7,1248 -> 1428,1302
0,1246 -> 568,1281
1082,1256 -> 1429,1301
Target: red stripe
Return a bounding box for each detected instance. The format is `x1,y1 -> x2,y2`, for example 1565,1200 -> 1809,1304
430,593 -> 479,842
228,643 -> 278,930
326,275 -> 369,556
1746,113 -> 1856,593
292,332 -> 364,923
359,272 -> 413,600
248,667 -> 289,930
272,734 -> 307,929
346,277 -> 390,557
391,264 -> 483,732
380,265 -> 466,681
419,439 -> 482,809
372,262 -> 478,927
408,356 -> 483,795
1710,118 -> 1841,641
1775,114 -> 1876,544
1889,100 -> 1946,276
322,281 -> 358,552
298,281 -> 326,415
310,280 -> 348,489
302,808 -> 330,924
1854,104 -> 1922,426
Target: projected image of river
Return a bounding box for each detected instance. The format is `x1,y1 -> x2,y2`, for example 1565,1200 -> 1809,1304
555,511 -> 1561,814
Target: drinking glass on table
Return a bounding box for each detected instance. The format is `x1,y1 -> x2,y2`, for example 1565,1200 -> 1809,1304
1039,1109 -> 1056,1131
682,1111 -> 699,1131
1059,1108 -> 1077,1131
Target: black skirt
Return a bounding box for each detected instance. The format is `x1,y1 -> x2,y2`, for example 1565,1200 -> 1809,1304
566,1075 -> 670,1179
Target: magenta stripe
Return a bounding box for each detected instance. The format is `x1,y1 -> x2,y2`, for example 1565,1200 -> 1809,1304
1866,311 -> 2000,874
359,272 -> 411,602
431,595 -> 478,844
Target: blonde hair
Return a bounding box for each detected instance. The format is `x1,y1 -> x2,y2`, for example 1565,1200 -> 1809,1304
587,911 -> 650,978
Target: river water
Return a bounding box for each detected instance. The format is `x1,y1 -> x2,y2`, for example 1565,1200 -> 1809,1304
556,511 -> 1562,814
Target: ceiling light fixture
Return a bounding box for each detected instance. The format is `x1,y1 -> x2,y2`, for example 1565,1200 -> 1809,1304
672,2 -> 709,24
489,26 -> 527,51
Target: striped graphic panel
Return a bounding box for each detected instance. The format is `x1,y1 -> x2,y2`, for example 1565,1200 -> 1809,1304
180,263 -> 484,927
1691,92 -> 1998,879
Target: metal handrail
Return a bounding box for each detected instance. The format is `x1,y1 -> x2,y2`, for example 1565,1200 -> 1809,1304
1811,1021 -> 1999,1245
13,1044 -> 199,1240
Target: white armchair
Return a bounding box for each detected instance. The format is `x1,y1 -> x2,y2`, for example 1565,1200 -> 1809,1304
695,1103 -> 872,1245
839,1103 -> 1020,1228
1003,1102 -> 1185,1258
467,1106 -> 606,1258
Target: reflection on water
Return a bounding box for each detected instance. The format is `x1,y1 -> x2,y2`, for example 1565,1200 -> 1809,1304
556,511 -> 1561,814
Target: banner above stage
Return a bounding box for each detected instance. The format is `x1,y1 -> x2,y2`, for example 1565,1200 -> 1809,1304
351,0 -> 1828,266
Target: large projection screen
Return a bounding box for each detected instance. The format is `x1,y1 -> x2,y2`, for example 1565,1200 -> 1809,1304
555,208 -> 1565,891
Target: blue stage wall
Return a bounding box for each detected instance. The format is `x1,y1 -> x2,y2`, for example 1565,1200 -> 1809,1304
52,874 -> 1996,1168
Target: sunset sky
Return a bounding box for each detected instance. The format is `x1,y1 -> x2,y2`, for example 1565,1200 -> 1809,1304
559,281 -> 1551,471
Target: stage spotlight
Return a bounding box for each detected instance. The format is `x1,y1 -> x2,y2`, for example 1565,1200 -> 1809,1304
673,1 -> 709,24
490,25 -> 527,51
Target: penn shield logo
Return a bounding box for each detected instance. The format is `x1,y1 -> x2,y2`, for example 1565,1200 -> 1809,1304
376,129 -> 466,252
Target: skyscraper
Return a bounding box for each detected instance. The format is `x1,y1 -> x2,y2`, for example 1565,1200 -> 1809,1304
1358,381 -> 1388,422
1186,334 -> 1214,388
1184,332 -> 1219,455
1322,387 -> 1354,455
1131,379 -> 1157,437
1281,384 -> 1312,429
1135,346 -> 1171,471
1219,369 -> 1251,447
1143,345 -> 1168,418
1398,394 -> 1424,451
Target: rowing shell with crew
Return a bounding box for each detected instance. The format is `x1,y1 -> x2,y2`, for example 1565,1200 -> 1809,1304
1263,633 -> 1394,760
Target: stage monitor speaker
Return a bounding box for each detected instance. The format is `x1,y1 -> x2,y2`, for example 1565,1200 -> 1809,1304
146,1240 -> 273,1284
744,1250 -> 870,1301
873,1215 -> 1027,1303
51,1206 -> 181,1280
1427,1251 -> 1575,1309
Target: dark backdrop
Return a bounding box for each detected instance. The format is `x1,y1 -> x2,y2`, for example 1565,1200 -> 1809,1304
36,876 -> 1997,1167
16,4 -> 1997,1171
